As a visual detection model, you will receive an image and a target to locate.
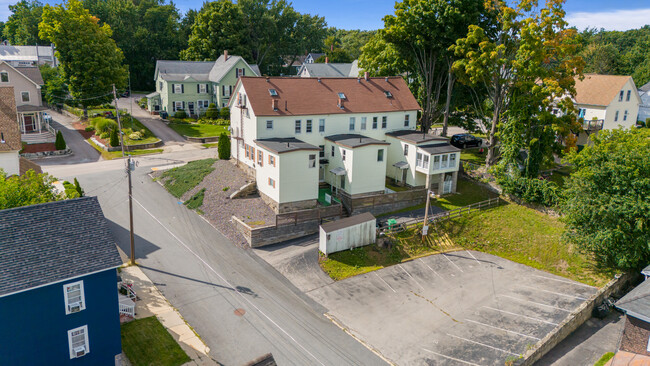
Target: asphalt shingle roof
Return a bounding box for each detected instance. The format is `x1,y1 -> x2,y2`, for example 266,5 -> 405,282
254,137 -> 319,154
386,130 -> 447,144
574,74 -> 633,106
299,61 -> 360,77
0,197 -> 122,297
0,86 -> 21,152
616,279 -> 650,322
325,134 -> 390,148
419,142 -> 460,155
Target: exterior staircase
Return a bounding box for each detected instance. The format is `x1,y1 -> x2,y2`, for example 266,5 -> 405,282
21,131 -> 56,144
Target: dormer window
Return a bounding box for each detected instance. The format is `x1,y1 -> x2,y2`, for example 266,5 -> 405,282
269,88 -> 278,96
337,92 -> 346,99
384,91 -> 393,98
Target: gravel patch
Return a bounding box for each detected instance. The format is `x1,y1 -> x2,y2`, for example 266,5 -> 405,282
155,159 -> 275,246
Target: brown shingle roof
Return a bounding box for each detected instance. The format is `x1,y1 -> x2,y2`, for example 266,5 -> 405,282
574,74 -> 633,106
0,86 -> 21,152
14,66 -> 44,85
239,76 -> 420,117
19,157 -> 41,175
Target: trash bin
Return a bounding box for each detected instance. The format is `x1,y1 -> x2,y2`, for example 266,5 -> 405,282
160,111 -> 168,119
387,219 -> 397,230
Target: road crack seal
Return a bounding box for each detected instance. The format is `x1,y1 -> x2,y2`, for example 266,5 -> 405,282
411,291 -> 459,322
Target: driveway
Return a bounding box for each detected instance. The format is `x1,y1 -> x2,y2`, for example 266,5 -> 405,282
117,95 -> 187,144
305,250 -> 598,365
33,109 -> 101,166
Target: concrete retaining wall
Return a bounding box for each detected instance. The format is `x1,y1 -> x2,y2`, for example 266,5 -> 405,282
184,135 -> 220,143
516,272 -> 639,365
341,188 -> 427,216
232,215 -> 320,248
91,137 -> 163,152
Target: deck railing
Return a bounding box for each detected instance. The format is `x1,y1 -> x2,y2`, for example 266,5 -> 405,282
583,119 -> 604,131
119,302 -> 135,317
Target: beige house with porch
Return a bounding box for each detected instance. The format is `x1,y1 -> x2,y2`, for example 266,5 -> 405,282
0,60 -> 51,144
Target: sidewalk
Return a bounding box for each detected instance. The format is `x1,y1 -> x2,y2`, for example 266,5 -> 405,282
117,248 -> 217,366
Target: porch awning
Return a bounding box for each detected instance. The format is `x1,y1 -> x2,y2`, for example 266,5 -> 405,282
393,161 -> 409,170
16,105 -> 48,113
146,91 -> 160,99
329,167 -> 346,176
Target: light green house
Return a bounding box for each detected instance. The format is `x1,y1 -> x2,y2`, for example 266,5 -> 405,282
146,51 -> 260,117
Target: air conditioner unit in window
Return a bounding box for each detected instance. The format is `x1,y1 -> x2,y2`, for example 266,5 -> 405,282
68,302 -> 82,313
74,346 -> 86,357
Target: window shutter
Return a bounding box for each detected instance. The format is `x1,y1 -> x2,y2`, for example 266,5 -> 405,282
229,85 -> 233,95
235,69 -> 239,78
182,101 -> 185,109
171,84 -> 175,94
242,68 -> 245,76
181,84 -> 184,93
197,84 -> 200,93
222,85 -> 225,95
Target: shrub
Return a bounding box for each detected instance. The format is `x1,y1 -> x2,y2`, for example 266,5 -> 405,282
174,110 -> 188,119
94,117 -> 118,134
54,131 -> 66,150
85,126 -> 95,132
110,128 -> 120,147
62,181 -> 79,198
198,118 -> 230,125
99,132 -> 110,139
217,132 -> 230,159
498,175 -> 561,207
129,131 -> 143,140
74,178 -> 84,197
219,107 -> 230,119
205,103 -> 219,119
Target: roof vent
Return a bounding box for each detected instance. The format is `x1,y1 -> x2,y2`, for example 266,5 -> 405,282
357,78 -> 361,83
318,78 -> 321,83
269,88 -> 278,96
384,91 -> 393,98
385,77 -> 389,82
266,77 -> 270,83
337,92 -> 346,99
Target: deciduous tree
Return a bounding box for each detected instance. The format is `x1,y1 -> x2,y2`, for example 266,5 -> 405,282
0,170 -> 61,209
3,0 -> 45,45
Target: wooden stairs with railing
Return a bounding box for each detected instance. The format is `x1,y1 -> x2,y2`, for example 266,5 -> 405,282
21,131 -> 56,144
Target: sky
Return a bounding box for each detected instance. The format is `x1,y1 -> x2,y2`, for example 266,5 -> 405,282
1,0 -> 649,32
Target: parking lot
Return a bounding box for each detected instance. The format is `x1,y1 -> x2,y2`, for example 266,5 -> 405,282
307,250 -> 597,365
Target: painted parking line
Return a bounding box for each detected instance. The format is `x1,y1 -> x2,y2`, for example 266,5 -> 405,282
422,348 -> 483,366
498,294 -> 572,312
374,272 -> 396,293
466,250 -> 481,265
530,274 -> 595,288
420,259 -> 445,281
519,285 -> 589,301
443,253 -> 464,272
482,306 -> 558,326
399,264 -> 425,290
464,319 -> 540,340
446,333 -> 519,356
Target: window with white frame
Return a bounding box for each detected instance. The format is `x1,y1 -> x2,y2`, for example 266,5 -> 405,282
174,101 -> 183,112
21,92 -> 29,102
416,152 -> 422,167
309,154 -> 316,168
441,154 -> 448,168
377,149 -> 384,162
268,177 -> 275,188
361,117 -> 367,130
331,145 -> 335,157
266,120 -> 273,129
268,154 -> 275,167
381,116 -> 387,129
295,120 -> 301,133
174,84 -> 183,93
319,119 -> 325,132
404,114 -> 410,127
372,117 -> 378,129
64,281 -> 86,314
258,150 -> 264,166
404,144 -> 408,156
615,110 -> 619,121
433,155 -> 440,170
68,325 -> 89,359
0,72 -> 8,83
158,81 -> 163,91
626,90 -> 631,101
342,149 -> 346,161
319,145 -> 325,158
349,117 -> 355,131
306,120 -> 312,133
624,110 -> 628,121
199,84 -> 207,93
449,153 -> 456,167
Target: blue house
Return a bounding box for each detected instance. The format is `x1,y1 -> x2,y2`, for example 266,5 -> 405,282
0,197 -> 123,365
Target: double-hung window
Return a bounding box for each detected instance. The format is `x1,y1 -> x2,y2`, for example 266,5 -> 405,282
381,116 -> 387,129
449,153 -> 456,167
159,81 -> 163,91
623,110 -> 628,121
372,117 -> 378,129
268,178 -> 275,188
319,145 -> 325,158
331,146 -> 335,157
258,150 -> 264,166
1,72 -> 9,82
342,150 -> 346,161
174,84 -> 183,94
360,117 -> 367,130
423,154 -> 429,169
619,91 -> 624,102
306,120 -> 312,133
404,144 -> 408,156
377,149 -> 384,162
349,117 -> 355,131
319,119 -> 325,132
64,281 -> 86,314
199,84 -> 207,93
615,110 -> 619,122
433,155 -> 440,170
295,120 -> 301,133
441,154 -> 449,168
404,114 -> 410,127
626,90 -> 631,101
174,101 -> 183,112
68,325 -> 89,359
266,120 -> 273,130
21,92 -> 29,102
309,154 -> 316,168
268,155 -> 275,167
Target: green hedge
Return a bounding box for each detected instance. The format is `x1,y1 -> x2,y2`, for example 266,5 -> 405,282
498,175 -> 561,207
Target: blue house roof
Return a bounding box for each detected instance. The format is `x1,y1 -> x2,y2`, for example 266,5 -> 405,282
0,197 -> 122,297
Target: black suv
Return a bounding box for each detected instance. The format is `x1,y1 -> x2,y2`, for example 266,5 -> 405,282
450,134 -> 482,149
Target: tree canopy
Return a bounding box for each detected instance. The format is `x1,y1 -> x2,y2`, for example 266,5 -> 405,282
562,128 -> 650,270
2,0 -> 45,45
0,170 -> 61,210
39,0 -> 128,109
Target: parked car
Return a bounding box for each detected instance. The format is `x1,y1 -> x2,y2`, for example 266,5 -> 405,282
450,134 -> 482,149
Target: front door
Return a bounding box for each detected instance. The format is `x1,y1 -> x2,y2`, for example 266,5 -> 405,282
401,169 -> 408,185
188,102 -> 195,116
23,115 -> 35,133
319,165 -> 325,181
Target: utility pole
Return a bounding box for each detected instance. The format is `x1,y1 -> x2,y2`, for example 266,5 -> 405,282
422,174 -> 432,241
113,84 -> 136,265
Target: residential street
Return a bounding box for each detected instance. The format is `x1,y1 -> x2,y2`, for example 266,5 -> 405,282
45,152 -> 386,366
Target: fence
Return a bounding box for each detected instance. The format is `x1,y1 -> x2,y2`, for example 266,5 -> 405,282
340,188 -> 428,216
275,203 -> 342,226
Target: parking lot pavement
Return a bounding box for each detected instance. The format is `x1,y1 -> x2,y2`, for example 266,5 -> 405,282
307,250 -> 598,366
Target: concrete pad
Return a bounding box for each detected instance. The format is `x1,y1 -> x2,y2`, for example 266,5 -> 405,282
157,310 -> 185,328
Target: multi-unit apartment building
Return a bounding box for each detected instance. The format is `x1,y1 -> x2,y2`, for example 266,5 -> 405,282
572,74 -> 641,145
639,81 -> 650,123
147,51 -> 260,116
229,76 -> 460,213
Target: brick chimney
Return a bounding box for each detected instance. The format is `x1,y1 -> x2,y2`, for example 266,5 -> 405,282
224,50 -> 228,60
272,99 -> 279,111
325,57 -> 329,64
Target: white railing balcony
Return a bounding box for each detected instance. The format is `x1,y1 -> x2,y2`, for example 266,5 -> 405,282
583,119 -> 604,131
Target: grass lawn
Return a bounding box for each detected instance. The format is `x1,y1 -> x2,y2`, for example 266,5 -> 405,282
460,147 -> 487,164
202,143 -> 219,149
168,123 -> 229,138
88,139 -> 162,160
433,178 -> 498,211
121,316 -> 190,366
161,158 -> 216,198
439,203 -> 612,287
184,188 -> 205,210
121,115 -> 160,145
385,178 -> 409,192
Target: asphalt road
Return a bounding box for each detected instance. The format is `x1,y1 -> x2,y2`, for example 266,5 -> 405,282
45,151 -> 386,366
34,109 -> 101,166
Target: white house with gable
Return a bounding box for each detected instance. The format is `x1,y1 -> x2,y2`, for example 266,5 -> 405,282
638,81 -> 650,123
572,74 -> 641,145
229,76 -> 461,213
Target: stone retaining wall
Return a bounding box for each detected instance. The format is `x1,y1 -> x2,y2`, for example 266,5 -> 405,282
516,272 -> 639,365
91,137 -> 163,152
184,135 -> 220,143
20,148 -> 72,159
340,188 -> 427,216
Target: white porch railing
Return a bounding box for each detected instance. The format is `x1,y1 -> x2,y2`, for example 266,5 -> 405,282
119,301 -> 135,317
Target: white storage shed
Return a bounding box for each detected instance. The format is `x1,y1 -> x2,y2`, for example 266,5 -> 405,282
319,212 -> 376,256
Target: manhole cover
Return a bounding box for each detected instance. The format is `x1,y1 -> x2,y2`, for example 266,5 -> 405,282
234,308 -> 246,317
